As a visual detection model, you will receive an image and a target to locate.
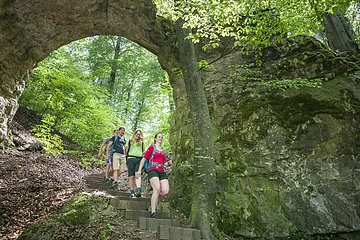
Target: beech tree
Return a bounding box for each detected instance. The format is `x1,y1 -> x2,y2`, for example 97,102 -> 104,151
176,17 -> 217,240
108,36 -> 122,93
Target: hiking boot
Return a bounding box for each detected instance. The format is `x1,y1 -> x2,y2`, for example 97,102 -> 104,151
130,193 -> 136,198
135,188 -> 142,198
111,181 -> 119,189
106,178 -> 114,185
150,212 -> 158,219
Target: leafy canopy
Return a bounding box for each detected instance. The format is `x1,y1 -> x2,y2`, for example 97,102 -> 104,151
173,0 -> 355,51
20,36 -> 173,153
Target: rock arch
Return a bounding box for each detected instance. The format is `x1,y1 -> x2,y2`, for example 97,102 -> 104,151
2,1 -> 360,238
0,0 -> 176,146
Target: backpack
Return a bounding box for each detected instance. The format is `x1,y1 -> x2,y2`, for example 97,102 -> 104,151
109,135 -> 119,155
142,144 -> 166,173
126,140 -> 144,160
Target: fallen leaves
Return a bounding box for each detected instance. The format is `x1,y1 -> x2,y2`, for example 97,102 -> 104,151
0,149 -> 100,239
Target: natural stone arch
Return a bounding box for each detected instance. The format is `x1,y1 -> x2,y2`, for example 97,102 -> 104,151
3,2 -> 360,238
0,0 -> 176,146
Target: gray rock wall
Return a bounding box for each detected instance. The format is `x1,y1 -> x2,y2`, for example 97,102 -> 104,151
169,36 -> 360,238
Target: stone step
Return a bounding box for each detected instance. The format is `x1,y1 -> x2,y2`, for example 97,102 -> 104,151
124,209 -> 169,220
85,183 -> 128,194
103,189 -> 130,196
85,173 -> 127,181
139,217 -> 180,230
110,198 -> 150,210
86,179 -> 111,184
85,175 -> 104,180
85,176 -> 127,185
85,175 -> 106,182
86,181 -> 150,200
85,173 -> 103,178
85,182 -> 112,190
104,189 -> 147,199
113,194 -> 150,202
85,178 -> 115,184
157,226 -> 201,240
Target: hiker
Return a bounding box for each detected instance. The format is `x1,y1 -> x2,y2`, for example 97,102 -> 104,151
135,133 -> 172,218
106,126 -> 127,187
125,129 -> 145,198
97,129 -> 118,181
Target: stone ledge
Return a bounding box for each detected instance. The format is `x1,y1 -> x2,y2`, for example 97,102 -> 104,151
125,209 -> 169,220
139,217 -> 180,230
157,225 -> 201,240
110,198 -> 149,210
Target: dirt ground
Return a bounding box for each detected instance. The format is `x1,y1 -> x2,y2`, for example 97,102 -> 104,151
0,148 -> 98,239
0,107 -> 157,240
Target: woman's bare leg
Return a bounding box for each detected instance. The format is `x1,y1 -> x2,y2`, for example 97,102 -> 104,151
150,177 -> 160,213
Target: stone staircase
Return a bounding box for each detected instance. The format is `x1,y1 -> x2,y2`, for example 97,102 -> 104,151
85,173 -> 201,240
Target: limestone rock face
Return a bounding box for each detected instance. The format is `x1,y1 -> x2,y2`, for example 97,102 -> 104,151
169,36 -> 360,238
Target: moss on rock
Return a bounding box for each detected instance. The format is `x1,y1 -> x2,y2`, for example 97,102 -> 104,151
217,177 -> 296,238
57,194 -> 108,226
18,194 -> 116,240
269,92 -> 343,130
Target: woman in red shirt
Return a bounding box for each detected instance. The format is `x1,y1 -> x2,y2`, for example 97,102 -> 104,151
136,133 -> 172,218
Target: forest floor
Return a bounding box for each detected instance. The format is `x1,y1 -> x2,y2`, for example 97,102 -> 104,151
0,107 -> 157,240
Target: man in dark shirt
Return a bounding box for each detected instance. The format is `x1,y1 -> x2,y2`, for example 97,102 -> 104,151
97,129 -> 118,181
106,126 -> 126,186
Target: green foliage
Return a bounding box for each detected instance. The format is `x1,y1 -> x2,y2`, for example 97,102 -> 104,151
64,150 -> 103,169
346,1 -> 360,43
21,46 -> 118,151
79,155 -> 97,169
20,35 -> 172,153
153,0 -> 174,17
101,223 -> 115,240
69,36 -> 172,134
197,60 -> 213,71
174,0 -> 355,52
31,115 -> 64,157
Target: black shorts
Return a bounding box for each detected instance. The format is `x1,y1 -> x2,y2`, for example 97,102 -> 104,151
147,170 -> 168,180
126,157 -> 141,177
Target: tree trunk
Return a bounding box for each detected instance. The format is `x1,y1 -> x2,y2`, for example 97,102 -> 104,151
168,88 -> 175,114
132,98 -> 145,132
176,18 -> 217,240
123,78 -> 135,117
323,12 -> 360,55
108,36 -> 122,93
